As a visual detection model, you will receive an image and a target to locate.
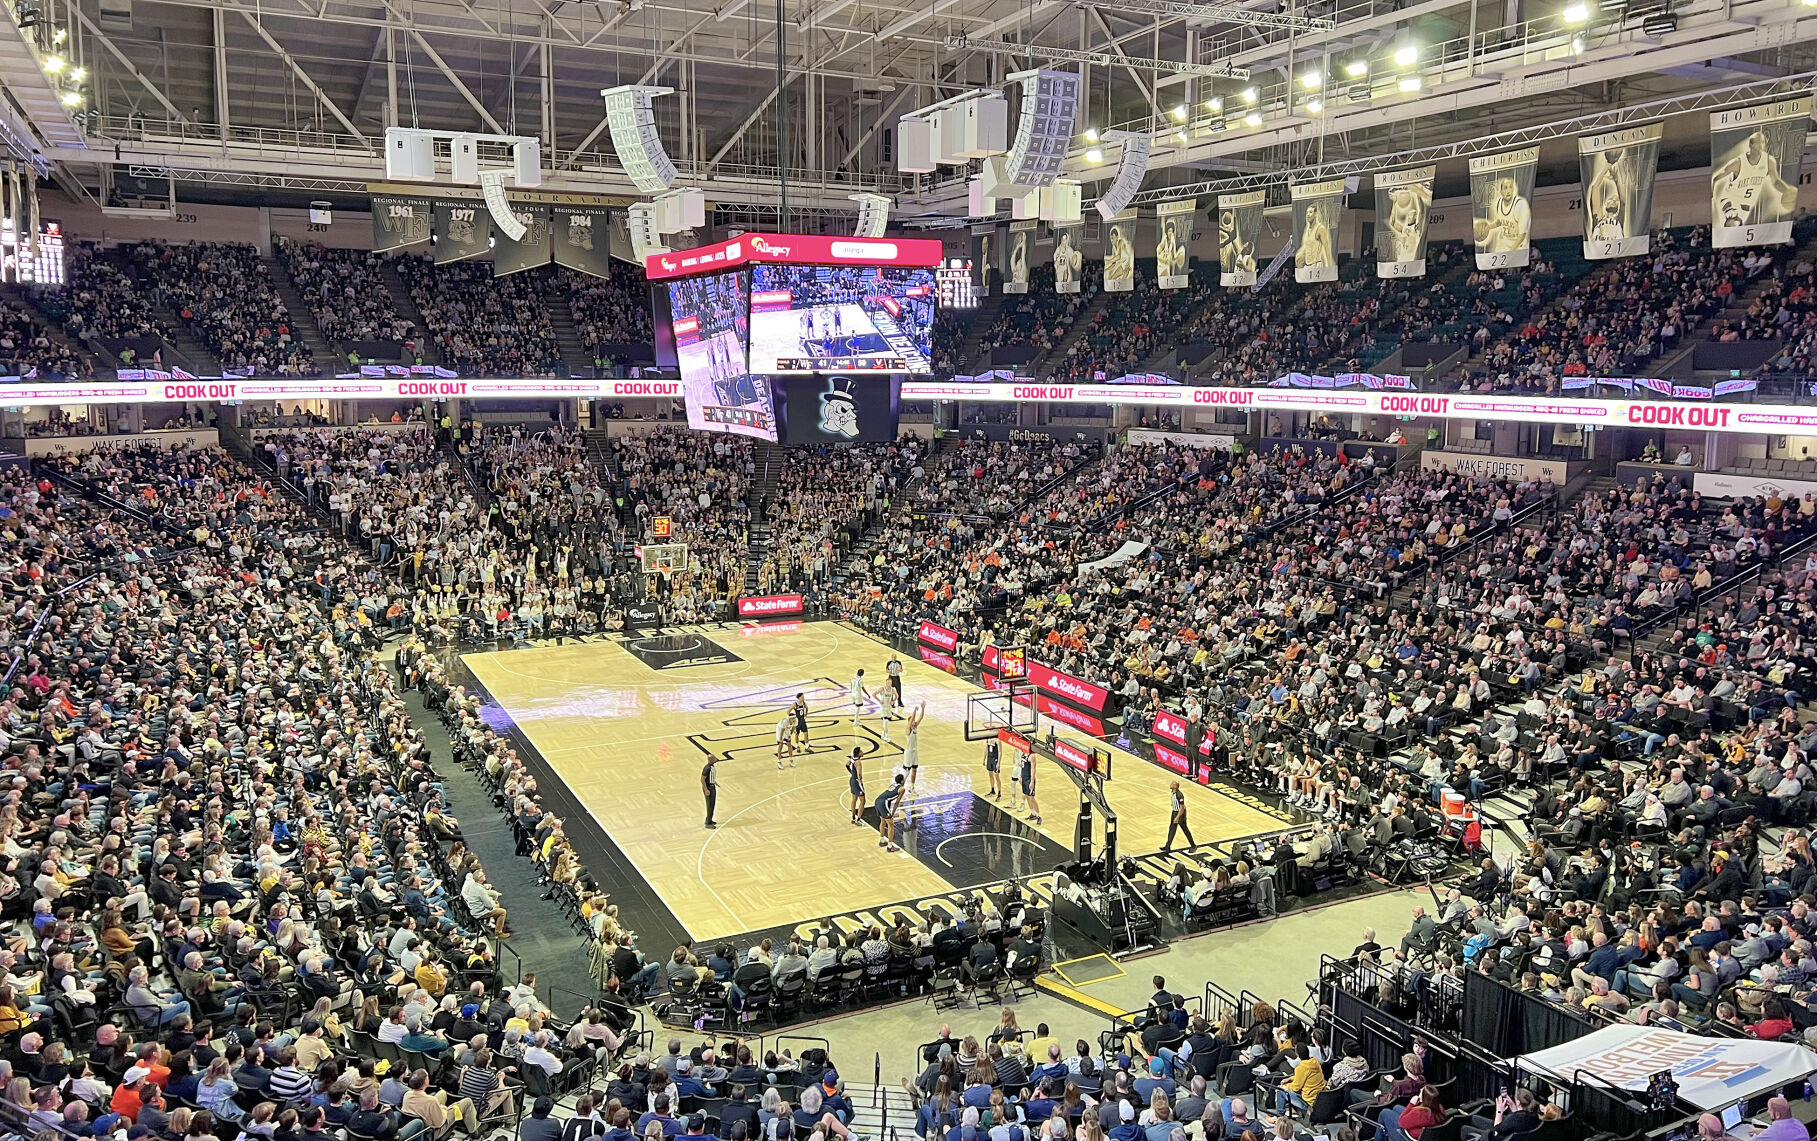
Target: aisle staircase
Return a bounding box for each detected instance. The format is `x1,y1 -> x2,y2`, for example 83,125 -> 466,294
378,258 -> 439,365
547,294 -> 593,377
953,293 -> 1005,373
262,253 -> 334,367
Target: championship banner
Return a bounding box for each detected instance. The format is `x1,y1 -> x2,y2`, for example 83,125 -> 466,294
1005,220 -> 1035,294
551,205 -> 615,278
972,224 -> 995,297
1710,97 -> 1810,248
1290,179 -> 1344,284
1103,209 -> 1137,293
432,201 -> 491,265
1155,199 -> 1195,290
492,205 -> 553,276
1579,123 -> 1663,260
1052,221 -> 1084,294
370,196 -> 432,253
1217,191 -> 1264,288
1469,148 -> 1537,270
1374,166 -> 1434,279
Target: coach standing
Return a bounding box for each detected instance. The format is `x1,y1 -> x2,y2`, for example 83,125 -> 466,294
702,757 -> 719,829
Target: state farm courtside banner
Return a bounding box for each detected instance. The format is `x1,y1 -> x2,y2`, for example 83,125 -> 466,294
551,206 -> 616,278
1580,123 -> 1663,260
1052,221 -> 1084,294
1218,191 -> 1264,288
1710,97 -> 1811,248
433,202 -> 491,264
982,645 -> 1111,713
1103,209 -> 1137,292
1005,220 -> 1035,295
1518,1024 -> 1817,1111
1155,199 -> 1195,290
737,593 -> 804,618
1470,148 -> 1536,270
371,196 -> 432,253
916,620 -> 960,653
492,205 -> 554,276
1375,166 -> 1434,279
972,224 -> 995,297
1290,179 -> 1344,284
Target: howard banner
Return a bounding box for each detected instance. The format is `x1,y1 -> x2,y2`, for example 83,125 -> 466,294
1469,147 -> 1537,270
1579,123 -> 1663,260
1710,97 -> 1811,248
1290,179 -> 1344,284
1103,209 -> 1137,292
972,224 -> 995,297
1374,166 -> 1434,279
1155,199 -> 1195,290
1217,191 -> 1264,288
1052,221 -> 1084,294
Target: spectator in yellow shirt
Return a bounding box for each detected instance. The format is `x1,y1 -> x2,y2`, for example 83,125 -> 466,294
1274,1043 -> 1327,1116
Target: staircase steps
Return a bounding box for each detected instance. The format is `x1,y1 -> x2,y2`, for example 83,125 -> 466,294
378,259 -> 438,365
547,299 -> 592,377
955,293 -> 1006,373
263,253 -> 334,367
1029,290 -> 1112,377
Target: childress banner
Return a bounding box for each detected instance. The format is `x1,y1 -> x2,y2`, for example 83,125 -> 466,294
1374,166 -> 1434,279
432,201 -> 491,265
972,224 -> 995,297
1005,220 -> 1035,294
1710,97 -> 1811,248
1103,209 -> 1137,292
1155,199 -> 1195,290
370,196 -> 432,252
1217,191 -> 1264,288
1290,179 -> 1345,284
492,205 -> 554,276
737,593 -> 804,618
551,205 -> 616,278
1579,123 -> 1663,260
1052,221 -> 1084,294
916,620 -> 959,653
1469,147 -> 1537,270
1517,1023 -> 1817,1111
982,645 -> 1111,713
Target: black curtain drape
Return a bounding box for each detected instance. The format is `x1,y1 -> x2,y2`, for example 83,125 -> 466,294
1462,972 -> 1595,1057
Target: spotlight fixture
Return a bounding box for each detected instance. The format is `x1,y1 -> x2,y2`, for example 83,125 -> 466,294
51,27 -> 64,43
1398,75 -> 1423,91
1241,86 -> 1258,103
1306,98 -> 1324,114
1205,97 -> 1222,111
1244,110 -> 1263,126
1299,71 -> 1321,89
1344,59 -> 1368,77
1393,44 -> 1418,66
1563,2 -> 1589,21
68,66 -> 83,82
1171,105 -> 1187,120
1174,129 -> 1188,143
59,91 -> 79,107
1084,127 -> 1100,142
42,54 -> 62,73
1085,146 -> 1104,163
1571,32 -> 1586,51
1641,10 -> 1677,33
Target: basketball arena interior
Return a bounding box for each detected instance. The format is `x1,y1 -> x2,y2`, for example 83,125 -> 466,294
8,2 -> 1817,1140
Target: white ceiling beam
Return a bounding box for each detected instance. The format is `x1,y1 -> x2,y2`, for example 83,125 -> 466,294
408,29 -> 508,134
240,13 -> 370,142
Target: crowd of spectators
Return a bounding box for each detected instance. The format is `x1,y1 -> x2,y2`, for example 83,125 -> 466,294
758,441 -> 918,595
274,241 -> 417,353
128,242 -> 319,378
568,272 -> 653,372
54,248 -> 173,345
395,259 -> 563,378
0,299 -> 89,377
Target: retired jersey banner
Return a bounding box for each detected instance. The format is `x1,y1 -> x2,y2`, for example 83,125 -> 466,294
1155,199 -> 1195,289
1290,179 -> 1344,284
1052,222 -> 1084,294
371,196 -> 432,253
1217,191 -> 1264,288
432,202 -> 491,265
1005,220 -> 1035,294
1103,209 -> 1137,293
1579,123 -> 1663,260
1470,148 -> 1537,270
1710,98 -> 1810,248
1374,166 -> 1434,279
972,224 -> 995,297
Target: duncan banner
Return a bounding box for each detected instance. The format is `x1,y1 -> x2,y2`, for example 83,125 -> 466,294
1710,97 -> 1811,248
972,224 -> 996,297
1290,179 -> 1345,284
1374,166 -> 1434,279
370,196 -> 432,253
1579,123 -> 1663,260
1469,148 -> 1537,270
1218,191 -> 1264,288
1005,220 -> 1035,294
492,205 -> 554,276
1052,221 -> 1084,294
432,202 -> 491,265
1103,209 -> 1137,292
552,205 -> 616,278
1155,199 -> 1195,290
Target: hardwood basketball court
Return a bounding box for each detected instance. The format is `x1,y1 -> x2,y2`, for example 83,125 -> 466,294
462,620 -> 1283,942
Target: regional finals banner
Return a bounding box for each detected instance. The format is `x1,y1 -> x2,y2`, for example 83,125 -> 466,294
1052,221 -> 1084,294
1469,147 -> 1536,270
1218,191 -> 1263,288
1103,208 -> 1137,292
1579,123 -> 1662,260
1290,179 -> 1344,284
1710,97 -> 1810,248
1374,166 -> 1434,278
1005,220 -> 1035,294
371,196 -> 431,252
1155,199 -> 1195,290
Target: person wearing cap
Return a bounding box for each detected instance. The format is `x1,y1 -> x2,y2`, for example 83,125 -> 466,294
1108,1099 -> 1144,1141
672,1058 -> 714,1099
110,1070 -> 149,1124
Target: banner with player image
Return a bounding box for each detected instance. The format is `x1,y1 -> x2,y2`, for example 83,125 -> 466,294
432,202 -> 491,265
972,224 -> 995,297
1103,209 -> 1137,293
1005,221 -> 1035,294
1155,199 -> 1195,290
1579,123 -> 1662,260
551,206 -> 616,278
1217,191 -> 1263,288
1290,179 -> 1344,284
1052,222 -> 1084,294
370,196 -> 431,253
1710,97 -> 1810,248
1469,147 -> 1537,271
1374,166 -> 1434,279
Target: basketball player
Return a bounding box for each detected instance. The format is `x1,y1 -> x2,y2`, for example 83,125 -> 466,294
1297,203 -> 1335,274
886,655 -> 904,707
1712,129 -> 1797,227
1157,220 -> 1184,280
1475,176 -> 1531,256
983,736 -> 1002,800
850,668 -> 870,727
846,747 -> 866,825
1009,234 -> 1027,286
791,692 -> 811,751
877,680 -> 897,743
1385,184 -> 1430,264
1220,209 -> 1256,278
776,711 -> 795,770
1019,748 -> 1041,825
876,773 -> 906,853
900,703 -> 925,795
1586,150 -> 1630,244
1054,231 -> 1082,287
1106,226 -> 1135,283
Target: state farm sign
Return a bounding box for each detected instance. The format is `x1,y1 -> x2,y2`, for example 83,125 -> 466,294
916,620 -> 959,652
737,593 -> 803,618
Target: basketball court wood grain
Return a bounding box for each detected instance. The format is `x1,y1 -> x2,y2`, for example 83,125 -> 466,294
462,621 -> 1283,942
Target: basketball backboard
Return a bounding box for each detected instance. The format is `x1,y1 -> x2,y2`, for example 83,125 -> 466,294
965,683 -> 1038,741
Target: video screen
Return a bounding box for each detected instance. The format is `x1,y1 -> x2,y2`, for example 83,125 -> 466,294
667,269 -> 776,442
748,264 -> 937,374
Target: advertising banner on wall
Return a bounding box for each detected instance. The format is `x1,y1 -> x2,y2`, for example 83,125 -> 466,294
1710,97 -> 1811,248
1468,147 -> 1536,270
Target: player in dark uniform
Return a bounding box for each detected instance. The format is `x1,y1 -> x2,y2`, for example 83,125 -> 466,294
876,773 -> 906,853
1019,750 -> 1041,825
791,692 -> 811,752
983,738 -> 1002,800
846,748 -> 865,825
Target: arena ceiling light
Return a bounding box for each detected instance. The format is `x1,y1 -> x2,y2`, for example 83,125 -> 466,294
1085,146 -> 1104,163
1393,44 -> 1419,67
1205,97 -> 1223,111
1243,110 -> 1263,126
1172,104 -> 1188,120
1084,127 -> 1100,142
1343,59 -> 1368,77
1241,86 -> 1258,103
1299,71 -> 1321,89
1562,2 -> 1590,22
1305,98 -> 1324,114
1398,75 -> 1424,92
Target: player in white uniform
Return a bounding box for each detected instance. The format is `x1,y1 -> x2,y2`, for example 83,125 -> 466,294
1713,130 -> 1796,227
850,669 -> 870,728
1476,177 -> 1531,256
776,712 -> 795,769
900,703 -> 925,795
877,680 -> 897,743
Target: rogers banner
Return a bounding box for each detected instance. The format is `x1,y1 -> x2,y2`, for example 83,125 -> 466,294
982,646 -> 1111,713
917,620 -> 960,652
737,593 -> 804,618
